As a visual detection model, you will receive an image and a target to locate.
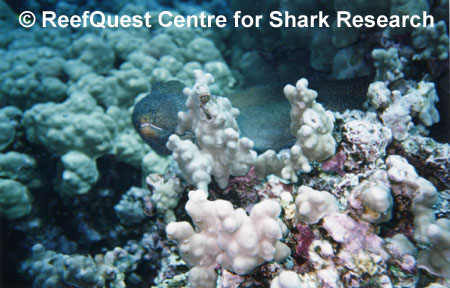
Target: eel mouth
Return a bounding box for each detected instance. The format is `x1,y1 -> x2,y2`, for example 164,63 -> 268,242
140,122 -> 165,132
139,121 -> 166,138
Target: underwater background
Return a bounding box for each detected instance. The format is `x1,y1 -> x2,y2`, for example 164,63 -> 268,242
0,0 -> 449,287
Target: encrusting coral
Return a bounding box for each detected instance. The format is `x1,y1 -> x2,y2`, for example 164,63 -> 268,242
294,185 -> 338,225
349,170 -> 393,224
270,270 -> 302,288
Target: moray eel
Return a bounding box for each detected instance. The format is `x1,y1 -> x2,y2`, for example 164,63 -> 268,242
132,81 -> 186,155
132,77 -> 373,154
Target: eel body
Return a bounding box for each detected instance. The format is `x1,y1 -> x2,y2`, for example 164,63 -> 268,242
132,77 -> 372,154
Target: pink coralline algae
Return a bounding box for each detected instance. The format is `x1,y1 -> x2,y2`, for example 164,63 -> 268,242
143,195 -> 154,217
222,166 -> 260,212
294,224 -> 315,265
321,151 -> 346,176
322,214 -> 389,259
225,166 -> 259,193
257,176 -> 293,200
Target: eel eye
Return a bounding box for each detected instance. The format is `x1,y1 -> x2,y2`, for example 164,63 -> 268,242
140,115 -> 150,123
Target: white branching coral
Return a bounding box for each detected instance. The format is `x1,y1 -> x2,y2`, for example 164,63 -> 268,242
367,81 -> 440,140
166,135 -> 212,191
367,82 -> 392,109
256,79 -> 336,182
384,155 -> 450,278
417,218 -> 450,278
412,20 -> 449,60
371,47 -> 405,82
166,189 -> 290,288
54,151 -> 99,198
167,70 -> 256,191
410,82 -> 441,127
146,173 -> 183,223
284,79 -> 336,172
386,155 -> 438,244
384,234 -> 417,273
